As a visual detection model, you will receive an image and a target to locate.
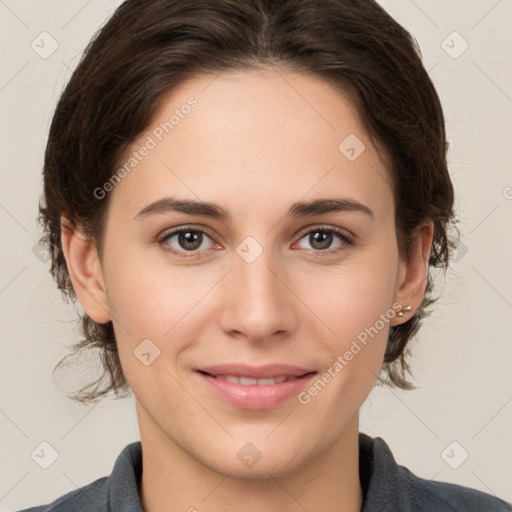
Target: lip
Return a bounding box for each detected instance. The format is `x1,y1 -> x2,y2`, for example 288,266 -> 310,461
195,364 -> 317,410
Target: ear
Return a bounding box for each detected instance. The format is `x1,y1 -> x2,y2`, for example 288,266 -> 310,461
391,221 -> 434,326
60,215 -> 111,324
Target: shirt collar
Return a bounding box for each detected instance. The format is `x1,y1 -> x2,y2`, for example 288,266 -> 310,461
359,432 -> 412,511
108,440 -> 144,512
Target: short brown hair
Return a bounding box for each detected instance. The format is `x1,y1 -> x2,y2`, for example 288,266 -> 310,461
39,0 -> 458,404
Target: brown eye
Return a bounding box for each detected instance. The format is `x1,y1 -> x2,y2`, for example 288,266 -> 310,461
159,227 -> 215,257
295,227 -> 353,254
175,230 -> 204,251
308,231 -> 334,251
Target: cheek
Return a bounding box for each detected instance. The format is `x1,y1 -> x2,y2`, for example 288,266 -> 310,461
302,252 -> 398,388
104,243 -> 200,327
299,282 -> 394,418
104,253 -> 220,376
306,258 -> 397,338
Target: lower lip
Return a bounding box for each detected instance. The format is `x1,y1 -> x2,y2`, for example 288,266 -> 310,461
196,371 -> 317,410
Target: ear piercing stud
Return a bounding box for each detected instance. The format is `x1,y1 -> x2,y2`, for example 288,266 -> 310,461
397,305 -> 412,317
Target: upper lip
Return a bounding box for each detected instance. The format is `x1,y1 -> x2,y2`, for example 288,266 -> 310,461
197,364 -> 315,379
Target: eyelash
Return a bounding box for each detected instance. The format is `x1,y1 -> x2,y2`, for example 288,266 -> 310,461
157,225 -> 354,259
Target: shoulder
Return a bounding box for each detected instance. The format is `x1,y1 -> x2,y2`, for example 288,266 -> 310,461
402,464 -> 512,511
359,433 -> 512,512
14,476 -> 109,511
14,441 -> 143,512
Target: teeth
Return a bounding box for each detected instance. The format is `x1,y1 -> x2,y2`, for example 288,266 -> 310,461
240,377 -> 258,385
257,378 -> 278,385
215,375 -> 292,385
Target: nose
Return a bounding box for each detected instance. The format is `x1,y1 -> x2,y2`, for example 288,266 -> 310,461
218,244 -> 298,344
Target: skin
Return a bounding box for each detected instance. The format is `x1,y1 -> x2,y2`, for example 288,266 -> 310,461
61,67 -> 433,512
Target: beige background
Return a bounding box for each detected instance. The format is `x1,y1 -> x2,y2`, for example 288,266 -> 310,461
1,0 -> 511,509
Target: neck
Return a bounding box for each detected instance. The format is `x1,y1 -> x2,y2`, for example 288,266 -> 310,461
138,404 -> 363,512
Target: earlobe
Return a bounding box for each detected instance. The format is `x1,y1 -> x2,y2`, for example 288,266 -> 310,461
60,215 -> 111,324
391,221 -> 434,326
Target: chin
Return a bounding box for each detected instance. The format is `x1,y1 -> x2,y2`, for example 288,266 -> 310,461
199,439 -> 309,481
215,456 -> 303,481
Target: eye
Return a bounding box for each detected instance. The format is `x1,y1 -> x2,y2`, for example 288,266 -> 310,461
294,226 -> 353,254
158,226 -> 217,257
157,225 -> 354,259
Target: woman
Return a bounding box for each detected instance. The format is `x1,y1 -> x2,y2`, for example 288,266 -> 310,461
20,0 -> 511,510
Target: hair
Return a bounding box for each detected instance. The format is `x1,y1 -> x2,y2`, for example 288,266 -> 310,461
39,0 -> 458,404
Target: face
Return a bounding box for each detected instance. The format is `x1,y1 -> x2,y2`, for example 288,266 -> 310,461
66,68 -> 430,479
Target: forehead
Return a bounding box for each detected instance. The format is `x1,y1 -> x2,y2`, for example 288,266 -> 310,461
109,68 -> 394,220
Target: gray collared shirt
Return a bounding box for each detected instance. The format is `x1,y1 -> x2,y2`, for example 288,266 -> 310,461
17,433 -> 512,511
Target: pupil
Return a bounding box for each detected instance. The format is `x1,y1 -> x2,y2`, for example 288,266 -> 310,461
179,231 -> 202,250
312,231 -> 331,250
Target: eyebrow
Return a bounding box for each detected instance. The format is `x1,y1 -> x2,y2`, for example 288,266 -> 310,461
134,196 -> 374,221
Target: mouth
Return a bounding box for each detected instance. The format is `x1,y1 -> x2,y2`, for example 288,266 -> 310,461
194,364 -> 317,410
196,371 -> 316,386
